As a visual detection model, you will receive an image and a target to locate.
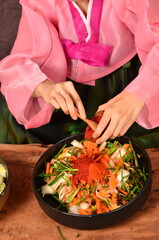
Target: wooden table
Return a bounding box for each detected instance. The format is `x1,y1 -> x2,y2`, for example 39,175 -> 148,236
0,144 -> 158,240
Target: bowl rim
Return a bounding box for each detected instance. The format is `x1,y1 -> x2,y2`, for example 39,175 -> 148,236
0,156 -> 10,198
32,133 -> 152,218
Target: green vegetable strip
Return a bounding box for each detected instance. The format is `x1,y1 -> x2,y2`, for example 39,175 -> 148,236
67,189 -> 79,203
52,161 -> 78,172
57,226 -> 67,240
54,144 -> 67,159
48,173 -> 65,186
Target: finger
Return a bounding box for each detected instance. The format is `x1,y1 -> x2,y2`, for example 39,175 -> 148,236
118,119 -> 135,137
50,97 -> 60,109
53,92 -> 69,114
72,96 -> 86,119
95,115 -> 119,143
93,111 -> 111,139
108,118 -> 127,139
68,84 -> 86,119
56,83 -> 77,117
65,95 -> 79,120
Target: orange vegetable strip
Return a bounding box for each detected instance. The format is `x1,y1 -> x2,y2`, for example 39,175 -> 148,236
77,190 -> 82,198
78,208 -> 93,215
115,157 -> 124,168
122,143 -> 132,152
96,201 -> 110,214
70,155 -> 78,161
118,188 -> 128,195
95,155 -> 103,162
100,157 -> 109,169
68,197 -> 79,206
83,140 -> 99,156
45,162 -> 50,174
108,174 -> 118,189
49,167 -> 53,174
122,143 -> 130,149
111,192 -> 117,204
92,193 -> 101,210
97,190 -> 110,199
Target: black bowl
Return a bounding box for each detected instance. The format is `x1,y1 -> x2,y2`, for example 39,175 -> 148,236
32,133 -> 152,229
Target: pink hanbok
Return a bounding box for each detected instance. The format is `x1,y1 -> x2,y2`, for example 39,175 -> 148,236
0,0 -> 159,147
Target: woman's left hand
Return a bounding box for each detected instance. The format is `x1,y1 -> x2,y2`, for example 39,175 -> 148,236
93,91 -> 145,143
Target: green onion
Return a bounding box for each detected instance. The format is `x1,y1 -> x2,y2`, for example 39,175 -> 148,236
52,161 -> 78,173
57,226 -> 67,240
63,175 -> 72,185
48,173 -> 65,186
113,166 -> 121,174
67,189 -> 79,203
54,144 -> 67,159
129,141 -> 139,167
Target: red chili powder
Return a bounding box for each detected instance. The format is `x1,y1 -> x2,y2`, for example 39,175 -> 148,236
72,157 -> 95,184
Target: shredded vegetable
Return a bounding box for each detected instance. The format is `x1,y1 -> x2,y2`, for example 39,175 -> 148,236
38,139 -> 148,215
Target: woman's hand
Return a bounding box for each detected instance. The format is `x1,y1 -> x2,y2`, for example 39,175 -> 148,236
93,91 -> 145,143
32,79 -> 86,120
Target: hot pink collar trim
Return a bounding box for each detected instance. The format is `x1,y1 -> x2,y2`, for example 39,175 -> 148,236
61,0 -> 112,67
68,0 -> 103,42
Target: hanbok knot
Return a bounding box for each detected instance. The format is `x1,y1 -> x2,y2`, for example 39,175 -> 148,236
61,39 -> 112,67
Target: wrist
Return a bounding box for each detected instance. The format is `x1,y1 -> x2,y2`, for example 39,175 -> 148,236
32,79 -> 52,98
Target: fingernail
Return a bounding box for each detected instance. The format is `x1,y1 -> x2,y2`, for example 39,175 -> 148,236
93,133 -> 97,138
73,115 -> 77,120
81,113 -> 86,119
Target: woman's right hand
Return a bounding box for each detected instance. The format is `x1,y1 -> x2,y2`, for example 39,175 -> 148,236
32,79 -> 86,120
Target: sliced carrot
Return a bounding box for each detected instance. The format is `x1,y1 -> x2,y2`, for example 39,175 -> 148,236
92,193 -> 100,209
122,200 -> 128,205
83,140 -> 99,156
45,162 -> 50,174
78,208 -> 93,215
111,192 -> 117,204
100,157 -> 110,168
122,143 -> 132,152
97,190 -> 110,199
122,143 -> 130,149
118,188 -> 128,195
115,157 -> 124,168
95,155 -> 103,162
49,167 -> 53,174
96,201 -> 109,214
108,174 -> 118,189
77,190 -> 83,198
68,197 -> 79,206
69,155 -> 78,161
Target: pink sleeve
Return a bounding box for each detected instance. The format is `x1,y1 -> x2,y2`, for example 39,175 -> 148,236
0,1 -> 55,129
114,0 -> 159,129
124,43 -> 159,129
